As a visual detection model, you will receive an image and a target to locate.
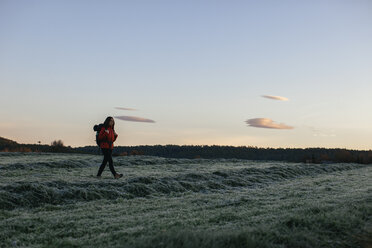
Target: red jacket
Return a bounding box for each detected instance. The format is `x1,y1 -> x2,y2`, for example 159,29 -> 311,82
98,126 -> 118,149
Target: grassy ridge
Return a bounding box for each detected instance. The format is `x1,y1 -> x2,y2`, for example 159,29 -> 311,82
0,161 -> 367,210
0,153 -> 371,247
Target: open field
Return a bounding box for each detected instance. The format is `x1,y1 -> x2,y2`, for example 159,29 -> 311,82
0,152 -> 371,247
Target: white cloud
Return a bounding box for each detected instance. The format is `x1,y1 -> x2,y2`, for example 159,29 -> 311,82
262,95 -> 289,101
245,118 -> 294,129
114,116 -> 155,123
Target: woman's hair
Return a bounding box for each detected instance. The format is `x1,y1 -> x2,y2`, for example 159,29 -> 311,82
103,116 -> 115,130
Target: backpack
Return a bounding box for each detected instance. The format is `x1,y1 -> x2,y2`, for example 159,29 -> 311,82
93,124 -> 104,147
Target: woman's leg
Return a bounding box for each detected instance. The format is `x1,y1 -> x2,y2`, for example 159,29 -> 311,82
97,148 -> 109,176
107,149 -> 117,176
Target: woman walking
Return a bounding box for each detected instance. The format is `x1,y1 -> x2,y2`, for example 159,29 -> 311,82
97,116 -> 123,179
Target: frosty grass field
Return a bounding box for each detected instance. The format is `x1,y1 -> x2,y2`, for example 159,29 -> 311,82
0,152 -> 371,248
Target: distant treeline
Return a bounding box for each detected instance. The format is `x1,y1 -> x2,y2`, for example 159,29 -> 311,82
77,145 -> 372,164
1,136 -> 372,164
0,137 -> 75,153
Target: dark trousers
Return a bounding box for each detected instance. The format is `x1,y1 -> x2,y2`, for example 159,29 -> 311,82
97,148 -> 116,176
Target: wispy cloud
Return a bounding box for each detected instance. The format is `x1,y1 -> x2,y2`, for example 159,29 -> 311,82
245,118 -> 294,129
114,116 -> 155,123
262,95 -> 289,101
307,126 -> 336,137
115,107 -> 137,111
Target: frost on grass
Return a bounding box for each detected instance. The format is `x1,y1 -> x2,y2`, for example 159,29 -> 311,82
0,153 -> 371,248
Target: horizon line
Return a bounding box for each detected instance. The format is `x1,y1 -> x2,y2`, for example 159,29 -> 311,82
1,136 -> 371,152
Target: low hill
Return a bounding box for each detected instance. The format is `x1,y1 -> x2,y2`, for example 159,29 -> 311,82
0,136 -> 74,153
0,136 -> 18,146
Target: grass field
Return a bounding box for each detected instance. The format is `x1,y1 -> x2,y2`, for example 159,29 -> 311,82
0,152 -> 371,248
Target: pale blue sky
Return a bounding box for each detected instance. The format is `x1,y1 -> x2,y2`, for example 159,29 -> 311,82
1,0 -> 371,149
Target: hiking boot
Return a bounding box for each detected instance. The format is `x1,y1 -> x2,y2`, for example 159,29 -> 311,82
114,173 -> 123,179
